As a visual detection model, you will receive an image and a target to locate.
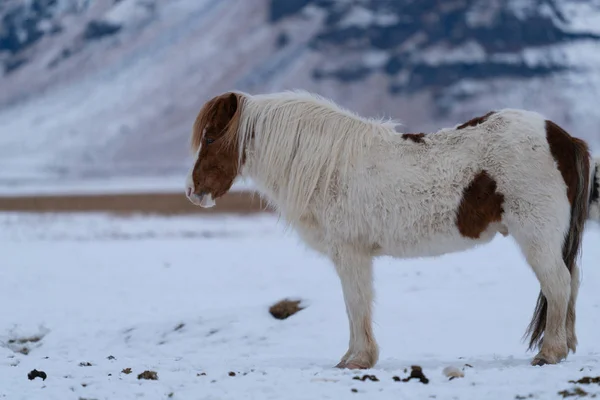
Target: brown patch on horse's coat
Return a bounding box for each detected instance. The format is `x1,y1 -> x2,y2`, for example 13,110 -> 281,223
456,111 -> 495,130
401,133 -> 426,143
190,92 -> 245,200
456,170 -> 505,239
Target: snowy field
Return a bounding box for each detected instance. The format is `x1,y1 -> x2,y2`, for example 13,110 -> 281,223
1,212 -> 600,400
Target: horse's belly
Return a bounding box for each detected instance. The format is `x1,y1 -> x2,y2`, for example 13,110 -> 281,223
376,225 -> 500,259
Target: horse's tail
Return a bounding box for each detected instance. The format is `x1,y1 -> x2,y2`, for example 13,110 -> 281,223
526,122 -> 591,351
588,157 -> 600,222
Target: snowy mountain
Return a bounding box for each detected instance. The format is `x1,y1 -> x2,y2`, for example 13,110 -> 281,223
1,0 -> 600,188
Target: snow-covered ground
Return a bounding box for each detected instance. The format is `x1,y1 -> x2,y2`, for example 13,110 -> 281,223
1,212 -> 600,400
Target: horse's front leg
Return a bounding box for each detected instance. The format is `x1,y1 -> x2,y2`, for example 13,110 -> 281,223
331,246 -> 378,370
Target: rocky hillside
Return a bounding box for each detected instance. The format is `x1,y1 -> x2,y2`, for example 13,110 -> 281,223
1,0 -> 599,187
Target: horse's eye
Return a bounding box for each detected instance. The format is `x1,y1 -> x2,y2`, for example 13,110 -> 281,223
206,138 -> 215,144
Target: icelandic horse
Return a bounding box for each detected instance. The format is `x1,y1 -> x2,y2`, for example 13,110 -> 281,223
185,90 -> 600,369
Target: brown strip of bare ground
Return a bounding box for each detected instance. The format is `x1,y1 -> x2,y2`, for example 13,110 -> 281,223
0,191 -> 272,215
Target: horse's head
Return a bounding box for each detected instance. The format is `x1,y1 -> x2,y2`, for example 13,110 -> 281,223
185,92 -> 245,208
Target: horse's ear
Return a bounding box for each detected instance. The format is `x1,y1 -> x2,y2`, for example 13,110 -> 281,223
223,92 -> 238,116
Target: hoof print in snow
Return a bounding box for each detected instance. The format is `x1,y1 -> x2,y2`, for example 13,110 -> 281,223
197,372 -> 206,376
393,365 -> 429,384
558,387 -> 590,398
121,368 -> 132,374
353,374 -> 379,382
137,370 -> 158,380
79,362 -> 92,367
8,335 -> 44,355
27,369 -> 47,381
269,299 -> 304,320
569,376 -> 600,385
107,355 -> 116,360
351,388 -> 358,393
443,366 -> 465,380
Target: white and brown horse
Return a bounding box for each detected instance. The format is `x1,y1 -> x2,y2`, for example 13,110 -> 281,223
185,90 -> 600,369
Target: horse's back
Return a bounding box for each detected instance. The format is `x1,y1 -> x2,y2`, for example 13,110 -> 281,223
332,108 -> 572,257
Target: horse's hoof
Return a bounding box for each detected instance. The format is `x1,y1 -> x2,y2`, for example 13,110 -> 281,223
531,346 -> 567,366
345,362 -> 369,370
531,357 -> 548,366
334,360 -> 370,370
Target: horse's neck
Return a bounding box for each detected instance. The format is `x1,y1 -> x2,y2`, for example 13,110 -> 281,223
241,150 -> 281,202
243,129 -> 393,200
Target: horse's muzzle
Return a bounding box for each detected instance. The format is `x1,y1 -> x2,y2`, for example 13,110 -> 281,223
186,189 -> 216,208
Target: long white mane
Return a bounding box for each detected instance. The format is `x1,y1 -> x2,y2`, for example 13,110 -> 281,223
234,90 -> 401,221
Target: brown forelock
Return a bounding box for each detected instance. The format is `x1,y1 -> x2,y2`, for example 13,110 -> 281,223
191,92 -> 245,199
455,170 -> 505,239
401,133 -> 426,143
456,111 -> 495,130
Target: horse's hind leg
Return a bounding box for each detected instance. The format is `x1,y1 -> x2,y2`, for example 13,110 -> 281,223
514,229 -> 571,365
566,262 -> 580,353
331,245 -> 378,370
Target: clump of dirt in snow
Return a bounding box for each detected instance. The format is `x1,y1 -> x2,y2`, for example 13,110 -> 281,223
392,365 -> 429,384
570,377 -> 600,385
557,376 -> 600,398
269,299 -> 304,320
174,323 -> 185,331
137,370 -> 158,380
353,374 -> 379,382
558,387 -> 592,398
27,369 -> 47,381
121,368 -> 132,374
